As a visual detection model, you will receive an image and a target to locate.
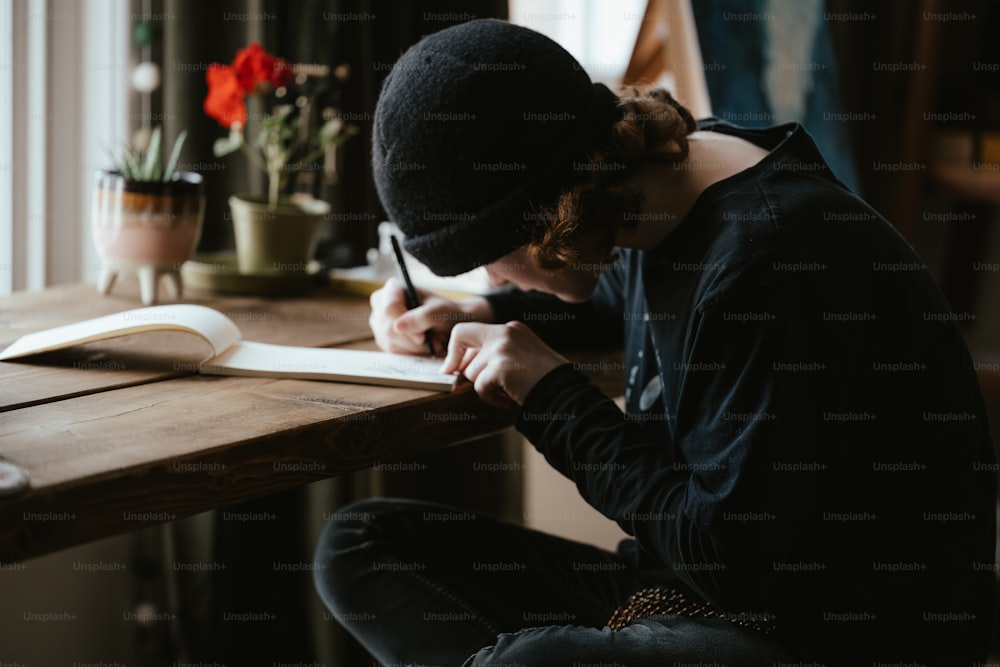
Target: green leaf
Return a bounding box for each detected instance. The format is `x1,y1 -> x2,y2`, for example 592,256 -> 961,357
104,125 -> 199,182
213,132 -> 243,157
163,130 -> 187,181
142,126 -> 162,180
253,127 -> 270,151
121,140 -> 142,179
318,118 -> 342,145
272,105 -> 294,123
320,119 -> 359,147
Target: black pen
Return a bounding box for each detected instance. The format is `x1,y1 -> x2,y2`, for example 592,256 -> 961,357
390,235 -> 436,357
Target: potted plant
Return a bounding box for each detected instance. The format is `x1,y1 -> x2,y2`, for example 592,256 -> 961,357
204,42 -> 358,275
93,127 -> 205,305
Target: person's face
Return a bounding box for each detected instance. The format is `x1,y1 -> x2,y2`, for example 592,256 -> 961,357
483,246 -> 601,303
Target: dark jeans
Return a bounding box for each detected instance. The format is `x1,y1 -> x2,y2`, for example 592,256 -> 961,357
313,498 -> 791,667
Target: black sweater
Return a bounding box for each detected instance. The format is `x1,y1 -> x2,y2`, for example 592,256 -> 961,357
486,121 -> 996,665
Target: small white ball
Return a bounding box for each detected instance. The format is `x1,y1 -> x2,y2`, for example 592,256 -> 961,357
131,62 -> 161,93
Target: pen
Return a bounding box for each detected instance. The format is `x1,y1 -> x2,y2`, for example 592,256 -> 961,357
390,235 -> 436,357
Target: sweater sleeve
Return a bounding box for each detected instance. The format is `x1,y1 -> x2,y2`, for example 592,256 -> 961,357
516,283 -> 823,611
483,256 -> 626,350
517,364 -> 730,604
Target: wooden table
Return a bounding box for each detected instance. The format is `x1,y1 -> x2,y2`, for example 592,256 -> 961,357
0,283 -> 515,563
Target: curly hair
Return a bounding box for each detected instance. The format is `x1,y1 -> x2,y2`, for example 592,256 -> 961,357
527,88 -> 698,272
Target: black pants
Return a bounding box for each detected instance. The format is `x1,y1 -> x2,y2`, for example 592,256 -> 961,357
312,497 -> 791,667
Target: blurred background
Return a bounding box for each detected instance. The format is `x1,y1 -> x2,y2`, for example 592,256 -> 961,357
1,0 -> 998,664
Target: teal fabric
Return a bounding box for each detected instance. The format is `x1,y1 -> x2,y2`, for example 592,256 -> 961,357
690,0 -> 861,192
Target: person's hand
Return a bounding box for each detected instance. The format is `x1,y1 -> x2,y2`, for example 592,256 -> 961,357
369,278 -> 493,357
440,321 -> 568,407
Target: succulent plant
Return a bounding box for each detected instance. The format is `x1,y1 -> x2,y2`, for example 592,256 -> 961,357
111,126 -> 188,182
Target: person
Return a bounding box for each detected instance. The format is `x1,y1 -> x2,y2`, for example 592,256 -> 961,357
313,18 -> 996,667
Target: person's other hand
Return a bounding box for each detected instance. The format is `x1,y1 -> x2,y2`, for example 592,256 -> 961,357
440,321 -> 568,407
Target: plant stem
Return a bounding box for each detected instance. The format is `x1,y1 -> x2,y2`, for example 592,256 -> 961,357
268,169 -> 280,211
265,123 -> 285,210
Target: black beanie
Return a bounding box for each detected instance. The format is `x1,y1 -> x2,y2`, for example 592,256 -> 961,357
372,19 -> 622,276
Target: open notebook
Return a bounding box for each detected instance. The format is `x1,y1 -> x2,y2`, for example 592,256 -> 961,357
0,304 -> 457,392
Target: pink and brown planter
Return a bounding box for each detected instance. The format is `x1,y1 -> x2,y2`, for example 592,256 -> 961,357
92,171 -> 205,305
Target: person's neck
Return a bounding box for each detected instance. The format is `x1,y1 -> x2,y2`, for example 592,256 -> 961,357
615,131 -> 770,251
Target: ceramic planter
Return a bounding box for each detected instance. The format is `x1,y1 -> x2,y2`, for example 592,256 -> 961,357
228,194 -> 330,274
92,170 -> 205,305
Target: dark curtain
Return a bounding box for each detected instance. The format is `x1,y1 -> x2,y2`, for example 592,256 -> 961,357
822,0 -> 921,217
141,1 -> 508,664
159,0 -> 506,268
825,0 -> 1000,316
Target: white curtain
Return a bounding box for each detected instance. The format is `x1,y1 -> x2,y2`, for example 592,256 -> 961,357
0,0 -> 128,295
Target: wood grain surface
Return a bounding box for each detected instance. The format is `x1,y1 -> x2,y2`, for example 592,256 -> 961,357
0,283 -> 515,562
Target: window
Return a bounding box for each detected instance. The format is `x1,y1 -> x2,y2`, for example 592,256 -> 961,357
508,0 -> 647,86
0,0 -> 128,295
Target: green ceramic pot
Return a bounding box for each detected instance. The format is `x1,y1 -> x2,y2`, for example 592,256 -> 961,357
229,194 -> 330,274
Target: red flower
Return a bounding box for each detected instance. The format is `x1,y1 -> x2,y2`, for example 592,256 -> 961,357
233,42 -> 278,93
204,64 -> 246,128
271,58 -> 294,89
